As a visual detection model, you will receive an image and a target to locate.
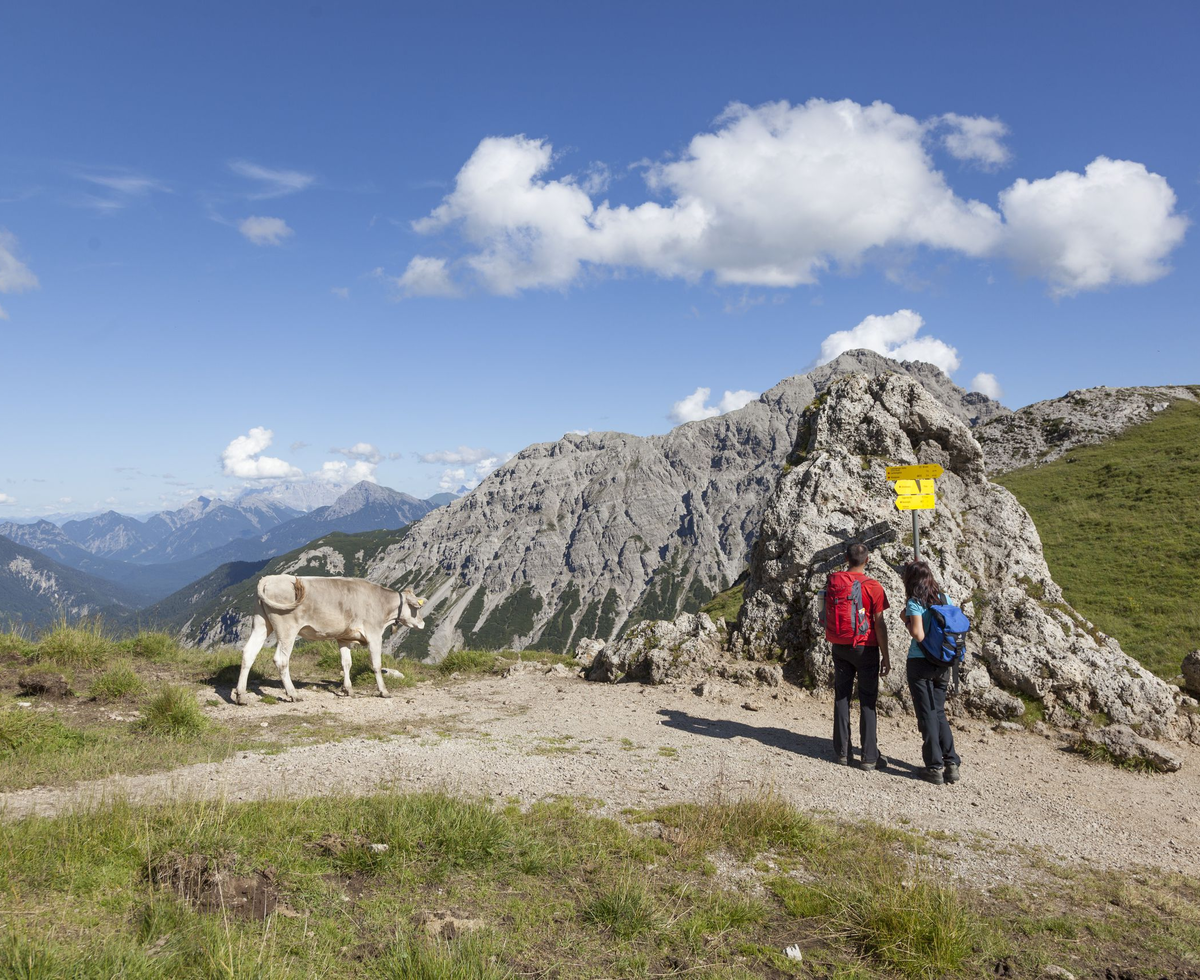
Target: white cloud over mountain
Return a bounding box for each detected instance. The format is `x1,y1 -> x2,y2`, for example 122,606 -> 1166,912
420,445 -> 513,491
669,387 -> 760,424
970,372 -> 1004,399
816,309 -> 961,375
221,427 -> 303,480
402,98 -> 1186,298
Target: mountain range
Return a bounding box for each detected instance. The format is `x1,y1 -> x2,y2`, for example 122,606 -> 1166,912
0,482 -> 448,622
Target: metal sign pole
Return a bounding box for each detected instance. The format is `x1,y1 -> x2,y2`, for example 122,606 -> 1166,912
912,511 -> 921,562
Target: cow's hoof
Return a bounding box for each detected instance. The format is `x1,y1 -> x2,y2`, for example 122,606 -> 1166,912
233,691 -> 245,706
378,690 -> 393,699
335,688 -> 351,698
283,694 -> 302,703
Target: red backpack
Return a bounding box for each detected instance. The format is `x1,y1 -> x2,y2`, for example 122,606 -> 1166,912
820,571 -> 872,644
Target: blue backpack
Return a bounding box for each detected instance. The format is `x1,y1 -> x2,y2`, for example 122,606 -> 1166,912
919,593 -> 970,670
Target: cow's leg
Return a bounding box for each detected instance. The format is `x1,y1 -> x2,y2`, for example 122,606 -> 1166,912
273,628 -> 302,702
234,611 -> 269,705
338,644 -> 354,697
368,633 -> 391,698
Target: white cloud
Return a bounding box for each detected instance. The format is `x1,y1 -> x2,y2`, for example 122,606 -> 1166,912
669,386 -> 761,424
970,372 -> 1004,400
405,99 -> 1185,298
238,216 -> 294,246
438,468 -> 468,492
936,113 -> 1011,169
0,230 -> 39,319
999,156 -> 1188,296
396,255 -> 459,297
220,427 -> 303,480
229,160 -> 315,198
816,309 -> 961,375
0,493 -> 14,505
418,446 -> 497,465
331,286 -> 349,299
331,442 -> 383,464
290,441 -> 310,452
314,460 -> 377,484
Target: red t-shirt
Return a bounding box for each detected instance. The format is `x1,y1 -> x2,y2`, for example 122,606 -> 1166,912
842,571 -> 889,646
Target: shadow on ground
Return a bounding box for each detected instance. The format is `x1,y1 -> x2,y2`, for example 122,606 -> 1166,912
656,708 -> 926,780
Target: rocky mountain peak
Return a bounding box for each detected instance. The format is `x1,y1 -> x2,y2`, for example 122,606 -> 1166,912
732,372 -> 1186,739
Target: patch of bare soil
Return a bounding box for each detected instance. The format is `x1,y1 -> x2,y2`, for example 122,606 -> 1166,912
149,850 -> 282,920
4,670 -> 1199,884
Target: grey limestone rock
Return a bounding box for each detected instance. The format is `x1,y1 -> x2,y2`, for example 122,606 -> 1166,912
586,612 -> 724,685
732,372 -> 1184,741
369,350 -> 1003,660
1075,723 -> 1183,773
977,385 -> 1197,475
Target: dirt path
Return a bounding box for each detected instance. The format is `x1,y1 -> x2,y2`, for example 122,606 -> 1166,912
3,669 -> 1197,880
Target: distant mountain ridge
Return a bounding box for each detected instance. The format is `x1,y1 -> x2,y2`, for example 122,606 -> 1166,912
0,537 -> 143,627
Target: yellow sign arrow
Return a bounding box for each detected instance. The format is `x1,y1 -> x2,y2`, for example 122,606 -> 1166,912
886,464 -> 944,481
893,479 -> 936,496
895,494 -> 936,511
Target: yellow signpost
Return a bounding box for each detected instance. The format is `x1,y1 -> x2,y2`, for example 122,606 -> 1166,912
886,464 -> 944,481
894,494 -> 935,511
888,465 -> 943,560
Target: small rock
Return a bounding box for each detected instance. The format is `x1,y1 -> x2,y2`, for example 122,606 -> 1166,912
16,701 -> 31,708
380,667 -> 405,679
742,701 -> 760,712
784,945 -> 803,962
259,722 -> 268,728
1077,724 -> 1183,773
693,679 -> 715,697
1042,966 -> 1076,980
994,721 -> 1023,733
368,843 -> 389,854
1182,650 -> 1200,697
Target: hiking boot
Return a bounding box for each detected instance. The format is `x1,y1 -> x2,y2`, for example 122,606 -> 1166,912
921,767 -> 945,785
857,755 -> 889,772
944,762 -> 960,784
835,756 -> 849,766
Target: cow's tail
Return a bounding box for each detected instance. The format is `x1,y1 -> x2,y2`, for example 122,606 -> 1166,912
257,574 -> 306,612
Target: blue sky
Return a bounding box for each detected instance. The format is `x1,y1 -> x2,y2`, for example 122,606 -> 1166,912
2,0 -> 1197,517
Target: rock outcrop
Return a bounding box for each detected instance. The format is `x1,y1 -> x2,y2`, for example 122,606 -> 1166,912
732,372 -> 1185,740
368,351 -> 1004,660
977,385 -> 1197,475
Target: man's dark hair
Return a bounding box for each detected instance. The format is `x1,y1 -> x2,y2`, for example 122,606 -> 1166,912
846,542 -> 869,568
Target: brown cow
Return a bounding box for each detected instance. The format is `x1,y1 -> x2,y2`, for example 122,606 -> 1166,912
233,574 -> 426,704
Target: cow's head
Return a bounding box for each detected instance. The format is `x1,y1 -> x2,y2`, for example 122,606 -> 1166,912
397,588 -> 428,630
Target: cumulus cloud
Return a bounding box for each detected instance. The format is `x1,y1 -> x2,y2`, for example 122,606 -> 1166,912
970,372 -> 1004,400
431,450 -> 514,492
0,229 -> 39,319
238,216 -> 294,246
418,446 -> 497,466
331,442 -> 383,464
816,309 -> 961,375
438,468 -> 468,492
403,99 -> 1185,298
314,460 -> 377,484
669,387 -> 761,424
396,255 -> 459,297
220,427 -> 303,480
999,157 -> 1188,296
0,493 -> 14,505
229,160 -> 315,198
936,113 -> 1011,169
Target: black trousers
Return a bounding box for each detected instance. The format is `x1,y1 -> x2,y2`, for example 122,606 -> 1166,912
906,658 -> 961,770
832,644 -> 880,765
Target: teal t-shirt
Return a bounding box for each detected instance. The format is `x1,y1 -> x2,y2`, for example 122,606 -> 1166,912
904,598 -> 932,659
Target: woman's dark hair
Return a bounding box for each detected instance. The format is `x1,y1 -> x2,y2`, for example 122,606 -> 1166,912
902,560 -> 942,607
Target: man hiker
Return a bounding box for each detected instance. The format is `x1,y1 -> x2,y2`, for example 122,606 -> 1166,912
824,542 -> 891,770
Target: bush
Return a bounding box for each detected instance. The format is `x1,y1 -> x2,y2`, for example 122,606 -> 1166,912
36,619 -> 111,668
135,686 -> 208,739
90,661 -> 147,702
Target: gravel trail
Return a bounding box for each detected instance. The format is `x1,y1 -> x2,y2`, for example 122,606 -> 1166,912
3,671 -> 1196,878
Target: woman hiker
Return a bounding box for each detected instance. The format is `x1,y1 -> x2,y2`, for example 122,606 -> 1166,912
901,560 -> 961,785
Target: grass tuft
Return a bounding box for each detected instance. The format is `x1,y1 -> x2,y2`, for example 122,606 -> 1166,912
117,631 -> 183,661
89,661 -> 147,702
371,934 -> 509,980
135,685 -> 208,739
0,709 -> 92,757
35,618 -> 111,668
437,650 -> 498,675
583,872 -> 659,939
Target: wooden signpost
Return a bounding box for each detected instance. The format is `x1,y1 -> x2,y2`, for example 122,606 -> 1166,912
887,464 -> 944,560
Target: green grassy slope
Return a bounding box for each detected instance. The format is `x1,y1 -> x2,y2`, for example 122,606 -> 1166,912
997,395 -> 1200,681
